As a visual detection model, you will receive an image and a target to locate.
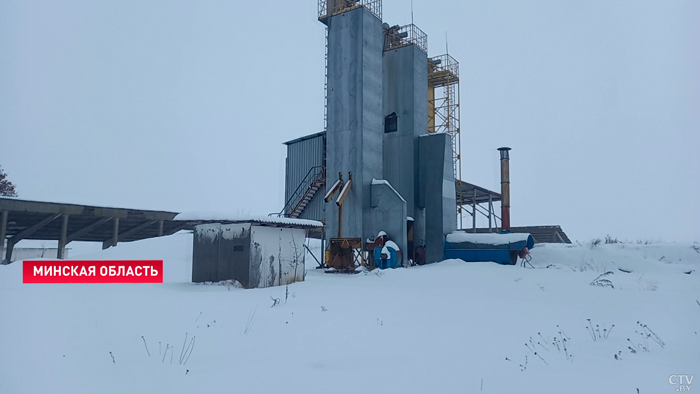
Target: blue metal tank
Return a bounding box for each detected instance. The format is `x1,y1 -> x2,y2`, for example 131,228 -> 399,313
443,232 -> 535,265
373,240 -> 402,269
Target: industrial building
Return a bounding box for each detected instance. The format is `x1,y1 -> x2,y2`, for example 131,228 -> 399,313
0,0 -> 571,279
278,0 -> 551,269
188,218 -> 321,288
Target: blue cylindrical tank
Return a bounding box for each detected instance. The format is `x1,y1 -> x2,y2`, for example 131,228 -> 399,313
374,244 -> 401,269
443,232 -> 535,265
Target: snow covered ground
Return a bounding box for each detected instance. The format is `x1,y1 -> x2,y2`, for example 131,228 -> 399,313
1,233 -> 698,394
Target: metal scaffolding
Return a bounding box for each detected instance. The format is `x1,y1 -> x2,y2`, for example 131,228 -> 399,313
427,54 -> 462,226
318,0 -> 382,22
383,24 -> 427,53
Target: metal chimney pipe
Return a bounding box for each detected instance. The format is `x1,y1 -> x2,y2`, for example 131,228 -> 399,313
497,147 -> 511,233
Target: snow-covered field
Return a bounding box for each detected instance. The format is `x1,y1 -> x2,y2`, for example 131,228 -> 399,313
1,233 -> 698,394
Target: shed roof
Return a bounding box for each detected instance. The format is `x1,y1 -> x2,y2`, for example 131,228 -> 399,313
283,131 -> 325,146
174,212 -> 323,229
456,181 -> 502,205
0,197 -> 185,252
0,197 -> 322,263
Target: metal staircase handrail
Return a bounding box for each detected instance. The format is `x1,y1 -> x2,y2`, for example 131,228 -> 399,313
271,166 -> 325,218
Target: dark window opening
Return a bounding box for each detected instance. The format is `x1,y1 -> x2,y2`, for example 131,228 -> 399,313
233,245 -> 244,252
384,112 -> 398,133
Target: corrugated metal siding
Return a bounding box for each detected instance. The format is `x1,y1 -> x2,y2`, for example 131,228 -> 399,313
325,7 -> 384,241
298,192 -> 325,221
192,223 -> 251,285
382,44 -> 428,218
284,132 -> 326,221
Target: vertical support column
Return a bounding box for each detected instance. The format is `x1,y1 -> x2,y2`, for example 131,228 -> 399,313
158,220 -> 164,237
321,226 -> 326,268
427,82 -> 436,133
472,189 -> 477,232
57,214 -> 69,259
488,195 -> 493,233
104,217 -> 120,250
0,211 -> 7,263
5,240 -> 13,263
112,217 -> 119,247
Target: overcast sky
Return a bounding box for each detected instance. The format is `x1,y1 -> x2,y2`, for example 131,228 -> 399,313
1,0 -> 698,243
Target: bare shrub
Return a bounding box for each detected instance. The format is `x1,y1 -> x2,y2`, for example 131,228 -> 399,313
590,271 -> 615,289
604,235 -> 619,244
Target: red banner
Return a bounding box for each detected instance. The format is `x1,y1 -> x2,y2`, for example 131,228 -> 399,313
23,260 -> 163,283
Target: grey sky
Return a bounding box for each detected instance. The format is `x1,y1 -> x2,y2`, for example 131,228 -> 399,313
1,0 -> 698,243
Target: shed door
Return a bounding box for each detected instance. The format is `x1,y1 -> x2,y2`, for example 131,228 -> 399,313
219,224 -> 251,288
193,224 -> 221,283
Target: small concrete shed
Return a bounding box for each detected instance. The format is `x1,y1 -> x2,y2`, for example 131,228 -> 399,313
174,213 -> 323,288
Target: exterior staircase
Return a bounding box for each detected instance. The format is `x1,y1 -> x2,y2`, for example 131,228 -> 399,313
288,177 -> 325,218
275,166 -> 326,219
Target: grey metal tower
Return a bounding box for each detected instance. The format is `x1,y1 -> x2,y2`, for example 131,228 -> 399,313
319,1 -> 385,244
382,23 -> 429,254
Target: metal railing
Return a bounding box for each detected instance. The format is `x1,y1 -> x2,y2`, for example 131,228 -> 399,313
384,24 -> 427,53
428,54 -> 459,86
271,166 -> 325,218
318,0 -> 382,21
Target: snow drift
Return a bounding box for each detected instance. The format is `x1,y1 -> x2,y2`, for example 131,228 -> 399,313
0,234 -> 698,394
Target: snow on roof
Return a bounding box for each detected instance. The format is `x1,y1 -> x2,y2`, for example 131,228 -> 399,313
324,180 -> 342,200
0,196 -> 178,214
445,232 -> 532,245
385,240 -> 400,252
371,178 -> 406,203
336,180 -> 352,204
174,212 -> 323,228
